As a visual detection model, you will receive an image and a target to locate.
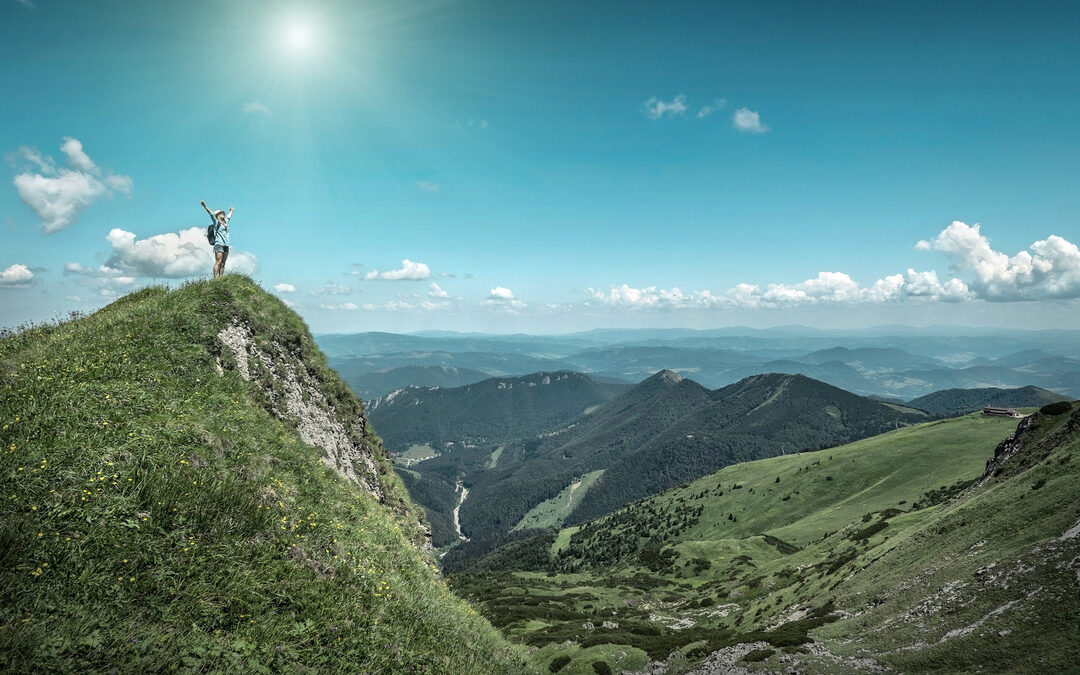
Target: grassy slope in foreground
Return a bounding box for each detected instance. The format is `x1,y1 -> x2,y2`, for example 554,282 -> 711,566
0,276 -> 529,673
452,410 -> 1080,673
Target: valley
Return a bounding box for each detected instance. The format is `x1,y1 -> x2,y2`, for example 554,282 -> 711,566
447,405 -> 1080,673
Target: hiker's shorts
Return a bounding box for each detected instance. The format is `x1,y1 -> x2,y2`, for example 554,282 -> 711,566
214,245 -> 230,255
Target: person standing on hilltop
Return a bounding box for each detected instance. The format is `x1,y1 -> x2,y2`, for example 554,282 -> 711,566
201,200 -> 234,279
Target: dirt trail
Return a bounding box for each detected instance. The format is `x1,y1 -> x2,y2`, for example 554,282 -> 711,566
565,480 -> 582,508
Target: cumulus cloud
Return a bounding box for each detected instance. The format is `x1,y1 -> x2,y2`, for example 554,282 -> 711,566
363,259 -> 431,280
922,221 -> 1080,301
428,282 -> 450,299
242,101 -> 272,116
11,137 -> 133,233
63,261 -> 136,295
588,268 -> 972,311
0,263 -> 33,288
733,108 -> 769,133
273,282 -> 296,293
481,286 -> 525,310
104,228 -> 256,277
68,227 -> 258,279
643,95 -> 688,120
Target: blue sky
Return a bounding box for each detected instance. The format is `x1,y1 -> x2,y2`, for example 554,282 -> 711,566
2,0 -> 1079,333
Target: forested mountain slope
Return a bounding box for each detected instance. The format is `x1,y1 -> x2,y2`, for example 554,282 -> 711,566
414,370 -> 929,557
906,384 -> 1068,416
368,371 -> 628,453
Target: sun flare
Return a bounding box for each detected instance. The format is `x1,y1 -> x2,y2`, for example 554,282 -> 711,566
285,22 -> 312,51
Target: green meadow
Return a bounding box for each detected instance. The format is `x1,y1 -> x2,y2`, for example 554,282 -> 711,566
0,277 -> 531,673
452,407 -> 1080,673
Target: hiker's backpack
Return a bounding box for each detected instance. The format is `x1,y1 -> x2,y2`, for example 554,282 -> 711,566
206,222 -> 216,246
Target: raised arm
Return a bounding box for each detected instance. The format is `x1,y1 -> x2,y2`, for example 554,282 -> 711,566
200,200 -> 214,216
226,207 -> 234,219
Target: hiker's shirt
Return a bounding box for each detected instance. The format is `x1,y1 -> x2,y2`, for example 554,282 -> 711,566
212,214 -> 231,247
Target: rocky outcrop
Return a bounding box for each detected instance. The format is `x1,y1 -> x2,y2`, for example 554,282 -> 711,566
217,322 -> 383,501
978,404 -> 1080,487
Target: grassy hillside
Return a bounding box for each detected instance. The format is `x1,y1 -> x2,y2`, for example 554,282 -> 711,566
450,407 -> 1080,673
0,276 -> 530,673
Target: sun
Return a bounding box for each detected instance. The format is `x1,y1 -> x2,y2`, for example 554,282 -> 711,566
284,22 -> 312,51
277,13 -> 320,60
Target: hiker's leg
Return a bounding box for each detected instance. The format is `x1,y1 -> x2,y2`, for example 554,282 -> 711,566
220,247 -> 229,276
214,250 -> 224,278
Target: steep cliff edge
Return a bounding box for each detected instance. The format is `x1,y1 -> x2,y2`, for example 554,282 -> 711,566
0,276 -> 528,672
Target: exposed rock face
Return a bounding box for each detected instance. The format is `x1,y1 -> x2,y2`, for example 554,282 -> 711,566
979,404 -> 1080,487
217,322 -> 383,501
977,415 -> 1036,487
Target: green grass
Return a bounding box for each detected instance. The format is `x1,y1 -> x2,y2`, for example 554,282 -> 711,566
451,408 -> 1080,671
513,470 -> 605,531
486,446 -> 504,470
0,276 -> 532,673
395,444 -> 438,466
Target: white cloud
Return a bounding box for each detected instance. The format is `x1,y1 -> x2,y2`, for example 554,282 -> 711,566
309,282 -> 352,296
428,282 -> 450,299
0,263 -> 33,288
481,286 -> 525,310
11,137 -> 133,233
588,268 -> 973,311
643,95 -> 688,120
696,98 -> 726,119
60,137 -> 97,173
242,101 -> 272,116
363,259 -> 431,280
274,282 -> 296,293
63,261 -> 136,294
923,221 -> 1080,301
416,181 -> 440,192
96,227 -> 257,278
733,107 -> 769,134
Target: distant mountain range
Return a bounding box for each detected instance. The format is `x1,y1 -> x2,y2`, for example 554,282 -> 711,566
319,328 -> 1080,400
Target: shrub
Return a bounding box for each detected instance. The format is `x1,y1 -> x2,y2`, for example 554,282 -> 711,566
743,648 -> 775,662
1041,401 -> 1073,416
592,661 -> 613,675
549,654 -> 571,672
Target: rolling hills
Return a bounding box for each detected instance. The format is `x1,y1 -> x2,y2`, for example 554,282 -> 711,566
449,404 -> 1080,673
0,277 -> 529,673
